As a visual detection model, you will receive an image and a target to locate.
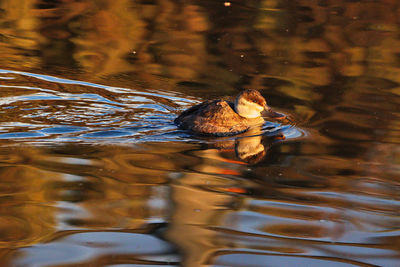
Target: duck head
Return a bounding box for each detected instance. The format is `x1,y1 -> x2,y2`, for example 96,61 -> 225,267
234,89 -> 286,120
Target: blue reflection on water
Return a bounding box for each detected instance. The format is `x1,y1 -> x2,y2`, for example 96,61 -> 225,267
0,68 -> 305,144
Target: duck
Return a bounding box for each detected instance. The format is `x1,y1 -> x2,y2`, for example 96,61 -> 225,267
175,89 -> 286,136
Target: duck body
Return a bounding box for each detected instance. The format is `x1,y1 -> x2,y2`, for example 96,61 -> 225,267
175,98 -> 264,136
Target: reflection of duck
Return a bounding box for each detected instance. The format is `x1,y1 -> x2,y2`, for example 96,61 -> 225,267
235,131 -> 285,164
175,89 -> 286,136
235,132 -> 266,164
208,127 -> 285,164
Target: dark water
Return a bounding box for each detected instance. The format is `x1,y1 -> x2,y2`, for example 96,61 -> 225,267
0,0 -> 399,266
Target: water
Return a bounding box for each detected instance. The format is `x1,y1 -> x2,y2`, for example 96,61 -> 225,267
0,0 -> 399,266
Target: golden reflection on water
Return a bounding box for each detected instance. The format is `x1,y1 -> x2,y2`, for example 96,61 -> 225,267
0,0 -> 399,266
0,139 -> 398,266
0,0 -> 398,93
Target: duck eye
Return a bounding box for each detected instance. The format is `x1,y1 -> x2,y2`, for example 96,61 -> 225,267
251,98 -> 264,106
249,98 -> 258,104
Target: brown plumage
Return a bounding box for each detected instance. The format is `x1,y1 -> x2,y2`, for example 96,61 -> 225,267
175,93 -> 266,136
175,99 -> 261,136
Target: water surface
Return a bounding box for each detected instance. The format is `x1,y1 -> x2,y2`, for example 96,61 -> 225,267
0,0 -> 399,266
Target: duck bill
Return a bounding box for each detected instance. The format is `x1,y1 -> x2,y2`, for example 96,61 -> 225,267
262,106 -> 286,120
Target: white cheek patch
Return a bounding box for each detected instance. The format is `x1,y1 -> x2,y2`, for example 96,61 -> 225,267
236,98 -> 264,118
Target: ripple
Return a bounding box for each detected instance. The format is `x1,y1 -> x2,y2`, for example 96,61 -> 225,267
0,131 -> 46,139
0,69 -> 300,145
0,69 -> 200,143
14,231 -> 179,267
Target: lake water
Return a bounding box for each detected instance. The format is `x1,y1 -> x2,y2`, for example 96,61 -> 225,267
0,1 -> 399,266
